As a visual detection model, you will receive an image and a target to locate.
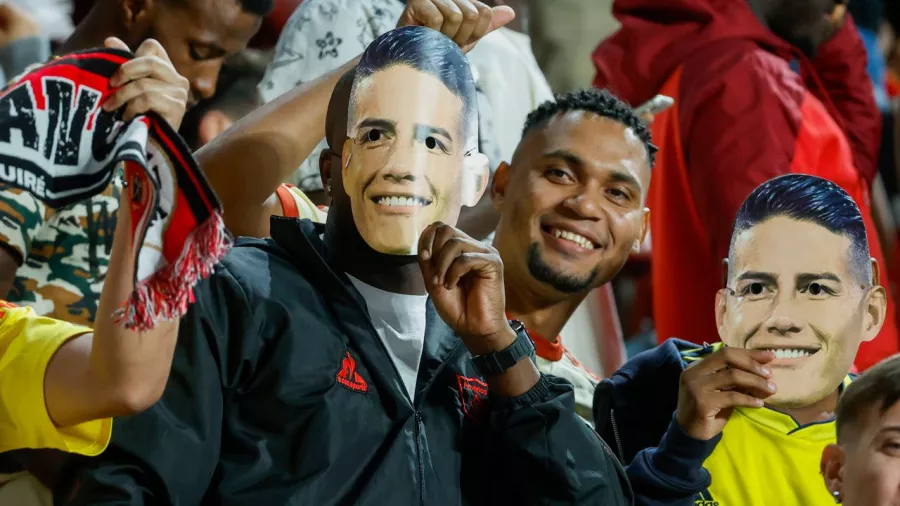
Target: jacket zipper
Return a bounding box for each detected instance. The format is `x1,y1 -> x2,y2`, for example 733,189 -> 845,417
610,408 -> 625,463
414,410 -> 425,505
591,419 -> 634,503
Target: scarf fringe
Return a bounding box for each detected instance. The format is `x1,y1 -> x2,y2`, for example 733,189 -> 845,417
113,212 -> 233,331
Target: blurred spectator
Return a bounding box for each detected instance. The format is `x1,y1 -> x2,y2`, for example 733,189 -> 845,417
593,0 -> 898,371
180,50 -> 270,150
247,0 -> 305,48
258,0 -> 551,213
0,4 -> 50,84
8,0 -> 73,42
528,0 -> 618,93
0,0 -> 271,326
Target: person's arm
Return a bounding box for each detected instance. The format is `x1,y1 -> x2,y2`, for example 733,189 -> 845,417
0,4 -> 48,83
203,0 -> 379,238
617,346 -> 775,505
808,15 -> 882,185
42,190 -> 179,427
57,262 -> 255,504
418,223 -> 629,503
197,57 -> 359,238
622,418 -> 718,506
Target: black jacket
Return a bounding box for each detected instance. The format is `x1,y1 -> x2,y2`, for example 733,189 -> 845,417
56,218 -> 632,506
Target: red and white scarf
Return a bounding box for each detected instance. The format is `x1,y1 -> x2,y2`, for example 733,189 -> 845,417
0,49 -> 231,330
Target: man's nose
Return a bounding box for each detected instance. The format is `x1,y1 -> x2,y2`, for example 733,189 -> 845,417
563,190 -> 603,221
189,66 -> 221,104
764,299 -> 803,336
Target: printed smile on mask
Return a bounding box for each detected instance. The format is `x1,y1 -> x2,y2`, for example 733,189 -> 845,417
371,194 -> 433,208
754,346 -> 822,363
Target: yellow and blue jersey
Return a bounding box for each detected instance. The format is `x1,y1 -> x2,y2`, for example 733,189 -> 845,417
595,338 -> 851,506
684,342 -> 851,505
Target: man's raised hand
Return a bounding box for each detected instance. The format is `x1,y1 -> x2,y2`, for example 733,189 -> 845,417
675,346 -> 777,440
102,38 -> 190,131
398,0 -> 515,53
418,222 -> 514,356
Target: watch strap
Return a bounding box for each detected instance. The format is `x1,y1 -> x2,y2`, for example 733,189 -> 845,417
470,320 -> 534,376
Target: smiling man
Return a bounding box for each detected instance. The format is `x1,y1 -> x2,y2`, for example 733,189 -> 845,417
343,30 -> 488,255
491,88 -> 653,421
594,174 -> 888,505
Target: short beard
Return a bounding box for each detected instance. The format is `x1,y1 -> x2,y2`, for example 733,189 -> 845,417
526,242 -> 597,294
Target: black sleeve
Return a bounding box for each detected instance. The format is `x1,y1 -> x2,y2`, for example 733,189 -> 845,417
465,374 -> 632,505
55,263 -> 258,505
624,417 -> 720,506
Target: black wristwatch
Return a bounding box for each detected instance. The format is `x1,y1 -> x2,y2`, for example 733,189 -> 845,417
470,320 -> 535,376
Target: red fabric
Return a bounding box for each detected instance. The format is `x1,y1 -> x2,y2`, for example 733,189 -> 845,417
277,183 -> 300,218
593,0 -> 897,371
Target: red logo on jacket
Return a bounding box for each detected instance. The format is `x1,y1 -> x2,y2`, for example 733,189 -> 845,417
457,375 -> 488,419
336,351 -> 368,392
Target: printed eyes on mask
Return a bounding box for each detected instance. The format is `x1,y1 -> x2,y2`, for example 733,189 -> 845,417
734,281 -> 839,302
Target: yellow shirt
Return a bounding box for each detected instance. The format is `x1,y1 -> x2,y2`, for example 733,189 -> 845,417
0,303 -> 112,455
683,343 -> 849,505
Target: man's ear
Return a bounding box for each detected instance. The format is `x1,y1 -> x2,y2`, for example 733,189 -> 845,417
119,0 -> 155,36
491,161 -> 511,211
461,152 -> 489,207
863,285 -> 888,343
197,111 -> 232,148
820,444 -> 845,503
861,258 -> 888,343
634,208 -> 650,253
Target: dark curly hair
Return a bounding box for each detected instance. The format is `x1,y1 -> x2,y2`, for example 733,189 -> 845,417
521,88 -> 657,167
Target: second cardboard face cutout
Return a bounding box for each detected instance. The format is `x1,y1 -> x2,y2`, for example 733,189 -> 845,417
342,26 -> 488,256
715,176 -> 883,409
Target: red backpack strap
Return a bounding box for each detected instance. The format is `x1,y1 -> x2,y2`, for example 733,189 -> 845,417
276,183 -> 300,219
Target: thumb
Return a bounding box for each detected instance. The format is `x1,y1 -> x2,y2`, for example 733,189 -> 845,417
488,6 -> 515,33
104,37 -> 132,53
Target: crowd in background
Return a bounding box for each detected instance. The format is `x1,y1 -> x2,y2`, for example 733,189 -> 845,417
0,0 -> 900,504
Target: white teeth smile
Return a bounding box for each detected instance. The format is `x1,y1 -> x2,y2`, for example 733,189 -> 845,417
551,228 -> 595,250
375,196 -> 430,207
763,349 -> 815,359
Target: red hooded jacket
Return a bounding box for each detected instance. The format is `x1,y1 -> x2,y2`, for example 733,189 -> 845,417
593,0 -> 896,371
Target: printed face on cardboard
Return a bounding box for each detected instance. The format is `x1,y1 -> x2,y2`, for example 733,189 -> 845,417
342,27 -> 488,256
716,216 -> 883,408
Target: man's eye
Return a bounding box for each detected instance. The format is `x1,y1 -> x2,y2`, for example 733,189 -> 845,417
607,188 -> 631,201
545,168 -> 572,182
424,136 -> 447,152
189,44 -> 210,61
801,282 -> 834,297
740,282 -> 767,296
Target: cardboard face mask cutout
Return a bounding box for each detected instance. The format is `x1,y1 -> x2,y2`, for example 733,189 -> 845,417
715,175 -> 885,409
342,26 -> 488,256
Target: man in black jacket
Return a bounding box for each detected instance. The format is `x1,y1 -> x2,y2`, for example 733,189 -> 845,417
56,25 -> 631,506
